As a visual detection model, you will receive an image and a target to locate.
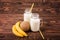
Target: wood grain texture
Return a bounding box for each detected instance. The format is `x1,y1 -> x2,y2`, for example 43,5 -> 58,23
0,14 -> 60,40
0,0 -> 60,40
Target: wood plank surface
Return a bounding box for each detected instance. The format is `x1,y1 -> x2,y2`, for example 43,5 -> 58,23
0,0 -> 60,40
0,13 -> 60,40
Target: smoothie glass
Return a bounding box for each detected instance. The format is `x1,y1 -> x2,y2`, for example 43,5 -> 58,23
24,8 -> 32,22
30,13 -> 41,32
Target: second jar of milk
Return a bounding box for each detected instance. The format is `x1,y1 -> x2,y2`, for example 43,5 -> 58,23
30,13 -> 40,32
24,8 -> 32,22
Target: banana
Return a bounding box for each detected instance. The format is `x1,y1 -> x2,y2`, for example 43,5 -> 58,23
15,21 -> 28,36
12,25 -> 23,37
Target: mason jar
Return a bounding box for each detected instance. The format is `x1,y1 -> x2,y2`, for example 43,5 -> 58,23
24,8 -> 32,22
30,13 -> 41,32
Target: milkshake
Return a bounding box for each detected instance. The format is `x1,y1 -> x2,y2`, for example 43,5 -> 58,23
30,13 -> 40,32
24,8 -> 32,22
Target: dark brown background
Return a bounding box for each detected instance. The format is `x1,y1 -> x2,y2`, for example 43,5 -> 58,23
0,0 -> 60,40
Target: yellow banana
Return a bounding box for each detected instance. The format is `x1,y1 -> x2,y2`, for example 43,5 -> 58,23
15,21 -> 28,36
12,25 -> 23,37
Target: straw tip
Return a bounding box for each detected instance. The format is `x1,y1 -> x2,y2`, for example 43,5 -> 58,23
33,3 -> 34,5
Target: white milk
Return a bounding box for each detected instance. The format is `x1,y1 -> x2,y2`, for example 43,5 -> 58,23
24,12 -> 32,22
24,8 -> 32,22
30,13 -> 40,32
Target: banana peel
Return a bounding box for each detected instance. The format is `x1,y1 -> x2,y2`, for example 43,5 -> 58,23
12,25 -> 23,37
12,21 -> 28,37
15,21 -> 28,36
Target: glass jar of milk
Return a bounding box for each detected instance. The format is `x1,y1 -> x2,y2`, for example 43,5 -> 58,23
24,8 -> 32,22
30,13 -> 40,32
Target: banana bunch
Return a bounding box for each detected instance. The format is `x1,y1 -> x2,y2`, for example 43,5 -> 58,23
12,21 -> 28,37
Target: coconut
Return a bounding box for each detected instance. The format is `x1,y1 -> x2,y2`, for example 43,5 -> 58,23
20,21 -> 30,31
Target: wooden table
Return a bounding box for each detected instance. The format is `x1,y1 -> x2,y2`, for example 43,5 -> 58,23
0,13 -> 60,40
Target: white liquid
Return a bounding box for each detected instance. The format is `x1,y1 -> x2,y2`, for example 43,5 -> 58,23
30,18 -> 40,32
24,12 -> 32,22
